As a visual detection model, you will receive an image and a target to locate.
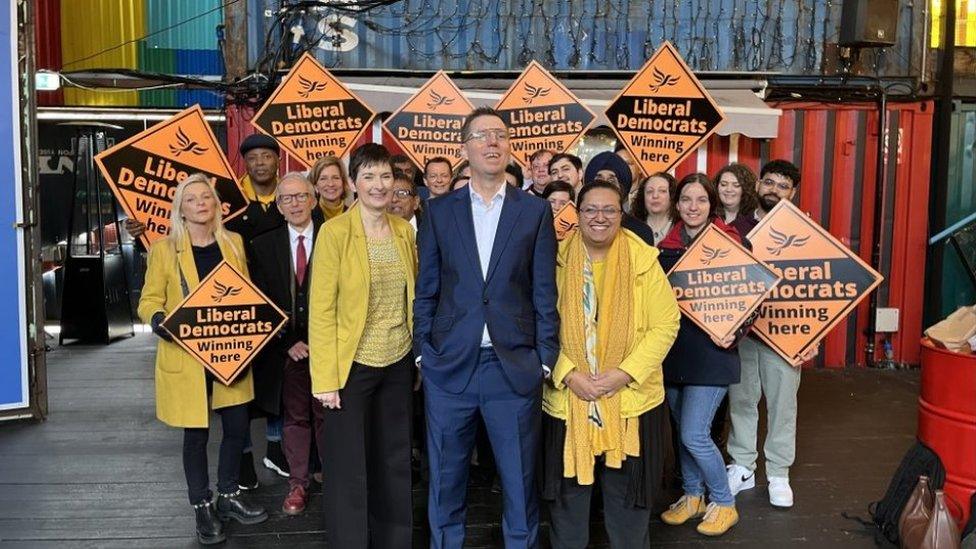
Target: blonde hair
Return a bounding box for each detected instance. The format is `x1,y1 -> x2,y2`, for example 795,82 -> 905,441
308,155 -> 349,201
168,173 -> 233,252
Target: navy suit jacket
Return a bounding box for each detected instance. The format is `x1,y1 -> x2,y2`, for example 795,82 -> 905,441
414,186 -> 559,396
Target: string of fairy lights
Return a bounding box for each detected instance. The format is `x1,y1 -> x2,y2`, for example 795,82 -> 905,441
258,0 -> 918,77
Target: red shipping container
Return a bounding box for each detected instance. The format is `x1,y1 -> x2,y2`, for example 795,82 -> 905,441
34,0 -> 63,106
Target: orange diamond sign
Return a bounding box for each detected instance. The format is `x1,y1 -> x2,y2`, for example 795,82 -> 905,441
495,61 -> 596,168
605,42 -> 725,176
161,261 -> 288,385
666,224 -> 782,342
94,105 -> 249,248
251,52 -> 375,167
553,202 -> 579,241
748,200 -> 884,364
383,71 -> 474,170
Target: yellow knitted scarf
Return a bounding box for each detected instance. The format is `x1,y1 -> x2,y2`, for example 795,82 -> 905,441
319,198 -> 346,220
560,231 -> 640,485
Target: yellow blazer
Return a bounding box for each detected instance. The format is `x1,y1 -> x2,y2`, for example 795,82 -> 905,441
543,229 -> 680,420
309,204 -> 418,393
137,231 -> 255,428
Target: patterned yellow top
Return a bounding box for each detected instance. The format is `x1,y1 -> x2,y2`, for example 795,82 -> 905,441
354,236 -> 412,366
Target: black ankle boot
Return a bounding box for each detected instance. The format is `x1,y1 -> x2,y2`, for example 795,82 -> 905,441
238,452 -> 259,491
216,490 -> 268,525
193,500 -> 226,545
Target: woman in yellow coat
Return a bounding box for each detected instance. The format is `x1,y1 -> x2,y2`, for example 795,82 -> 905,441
138,174 -> 267,546
541,180 -> 681,549
309,144 -> 418,549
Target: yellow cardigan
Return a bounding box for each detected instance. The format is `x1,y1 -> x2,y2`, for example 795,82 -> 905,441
543,229 -> 680,420
137,231 -> 254,428
309,204 -> 418,393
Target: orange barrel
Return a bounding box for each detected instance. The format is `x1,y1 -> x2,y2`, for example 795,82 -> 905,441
918,339 -> 976,525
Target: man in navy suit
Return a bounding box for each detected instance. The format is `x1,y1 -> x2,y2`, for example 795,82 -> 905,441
414,106 -> 559,549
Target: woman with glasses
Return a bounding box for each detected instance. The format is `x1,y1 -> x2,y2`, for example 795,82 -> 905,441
630,172 -> 676,246
308,143 -> 418,549
657,173 -> 749,537
138,173 -> 267,545
309,155 -> 350,221
543,179 -> 680,548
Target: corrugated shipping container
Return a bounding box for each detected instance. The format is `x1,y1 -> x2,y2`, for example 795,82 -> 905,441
249,0 -> 923,76
60,0 -> 145,106
175,48 -> 223,75
144,0 -> 223,50
174,48 -> 224,107
673,101 -> 934,368
34,0 -> 63,106
176,89 -> 223,109
933,102 -> 976,318
50,1 -> 224,108
137,43 -> 177,107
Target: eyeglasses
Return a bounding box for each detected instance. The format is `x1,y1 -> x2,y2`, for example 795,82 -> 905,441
580,206 -> 622,219
465,129 -> 509,143
759,178 -> 793,192
392,189 -> 416,199
277,192 -> 311,205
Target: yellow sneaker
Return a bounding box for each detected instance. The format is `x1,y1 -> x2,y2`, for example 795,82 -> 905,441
696,502 -> 739,536
660,494 -> 707,525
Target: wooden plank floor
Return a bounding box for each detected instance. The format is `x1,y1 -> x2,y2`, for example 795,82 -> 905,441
0,334 -> 918,547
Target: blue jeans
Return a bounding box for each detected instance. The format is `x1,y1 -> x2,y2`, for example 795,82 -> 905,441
666,385 -> 734,506
242,415 -> 283,453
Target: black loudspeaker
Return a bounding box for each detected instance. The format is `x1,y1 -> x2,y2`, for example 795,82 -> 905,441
838,0 -> 899,47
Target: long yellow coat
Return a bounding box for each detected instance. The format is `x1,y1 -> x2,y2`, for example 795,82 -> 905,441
543,229 -> 681,420
137,231 -> 255,428
309,204 -> 418,394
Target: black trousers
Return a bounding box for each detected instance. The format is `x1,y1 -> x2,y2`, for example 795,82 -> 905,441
543,405 -> 668,549
548,461 -> 651,549
183,402 -> 250,504
322,356 -> 413,549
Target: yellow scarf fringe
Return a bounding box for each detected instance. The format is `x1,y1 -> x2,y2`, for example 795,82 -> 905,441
560,231 -> 640,485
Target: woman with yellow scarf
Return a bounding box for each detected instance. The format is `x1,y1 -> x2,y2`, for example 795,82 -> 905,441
309,155 -> 350,220
542,180 -> 681,548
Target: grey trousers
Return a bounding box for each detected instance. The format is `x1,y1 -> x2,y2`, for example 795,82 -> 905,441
727,337 -> 801,478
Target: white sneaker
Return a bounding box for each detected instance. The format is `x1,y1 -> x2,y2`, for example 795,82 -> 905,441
726,464 -> 755,496
768,476 -> 794,508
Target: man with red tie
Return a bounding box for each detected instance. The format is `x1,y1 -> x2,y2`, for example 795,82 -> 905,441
248,172 -> 324,515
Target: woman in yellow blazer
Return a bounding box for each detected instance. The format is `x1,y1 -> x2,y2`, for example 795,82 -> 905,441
541,181 -> 681,549
138,174 -> 267,546
309,144 -> 417,549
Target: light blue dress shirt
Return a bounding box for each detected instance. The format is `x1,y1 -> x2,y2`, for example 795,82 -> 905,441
470,182 -> 506,347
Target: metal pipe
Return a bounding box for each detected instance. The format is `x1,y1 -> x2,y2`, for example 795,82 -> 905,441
930,210 -> 976,245
866,86 -> 887,368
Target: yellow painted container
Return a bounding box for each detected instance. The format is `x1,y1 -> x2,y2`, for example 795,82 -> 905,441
61,0 -> 145,106
931,0 -> 976,48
